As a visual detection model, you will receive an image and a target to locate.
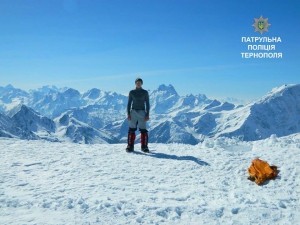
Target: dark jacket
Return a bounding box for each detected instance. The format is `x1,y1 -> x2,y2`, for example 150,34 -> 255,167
127,88 -> 150,116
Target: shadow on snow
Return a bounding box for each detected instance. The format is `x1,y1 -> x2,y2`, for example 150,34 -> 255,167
133,151 -> 210,166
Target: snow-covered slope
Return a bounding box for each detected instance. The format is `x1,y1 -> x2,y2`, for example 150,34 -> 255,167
216,84 -> 300,140
0,111 -> 38,140
9,105 -> 56,134
0,112 -> 16,138
0,134 -> 299,224
150,119 -> 199,145
55,112 -> 118,144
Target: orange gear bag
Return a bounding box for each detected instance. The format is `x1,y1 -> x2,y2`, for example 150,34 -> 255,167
248,158 -> 279,185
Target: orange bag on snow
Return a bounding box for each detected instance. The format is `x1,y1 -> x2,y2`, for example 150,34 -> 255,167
248,158 -> 279,185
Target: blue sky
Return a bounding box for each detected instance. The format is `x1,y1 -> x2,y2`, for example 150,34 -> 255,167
0,0 -> 299,101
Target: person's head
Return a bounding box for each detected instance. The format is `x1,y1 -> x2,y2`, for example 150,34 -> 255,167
135,77 -> 143,88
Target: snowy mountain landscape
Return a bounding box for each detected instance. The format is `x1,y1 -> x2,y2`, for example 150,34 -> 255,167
1,83 -> 300,224
0,83 -> 300,144
1,0 -> 299,224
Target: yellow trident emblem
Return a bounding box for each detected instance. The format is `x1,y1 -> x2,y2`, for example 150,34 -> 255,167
252,16 -> 271,34
258,21 -> 264,30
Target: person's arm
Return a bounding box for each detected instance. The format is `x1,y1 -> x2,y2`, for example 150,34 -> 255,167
145,91 -> 150,120
127,91 -> 133,120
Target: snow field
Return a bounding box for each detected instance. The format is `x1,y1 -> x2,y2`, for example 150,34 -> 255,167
0,135 -> 299,224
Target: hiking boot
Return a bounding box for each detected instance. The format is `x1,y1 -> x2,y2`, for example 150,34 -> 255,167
126,145 -> 134,152
141,145 -> 149,153
126,131 -> 136,152
140,131 -> 149,153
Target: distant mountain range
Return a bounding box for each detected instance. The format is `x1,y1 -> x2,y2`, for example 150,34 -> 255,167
0,83 -> 300,144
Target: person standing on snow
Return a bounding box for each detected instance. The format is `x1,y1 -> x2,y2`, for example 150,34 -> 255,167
126,77 -> 150,153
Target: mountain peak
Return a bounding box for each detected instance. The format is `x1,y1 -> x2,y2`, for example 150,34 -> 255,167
41,85 -> 59,91
9,104 -> 55,134
5,84 -> 15,89
270,84 -> 299,94
83,88 -> 102,99
8,104 -> 37,118
260,84 -> 300,103
63,88 -> 81,97
158,84 -> 175,91
157,84 -> 178,96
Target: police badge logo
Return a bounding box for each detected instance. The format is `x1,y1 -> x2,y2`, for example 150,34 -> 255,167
252,16 -> 271,34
